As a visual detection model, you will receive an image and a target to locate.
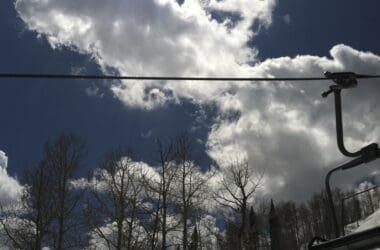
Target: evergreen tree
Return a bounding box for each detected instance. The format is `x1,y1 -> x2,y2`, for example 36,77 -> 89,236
224,220 -> 240,250
269,200 -> 281,250
277,202 -> 298,249
248,206 -> 259,250
189,226 -> 199,250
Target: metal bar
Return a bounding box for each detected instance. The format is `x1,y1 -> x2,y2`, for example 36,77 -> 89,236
326,166 -> 343,238
342,184 -> 380,201
333,89 -> 362,157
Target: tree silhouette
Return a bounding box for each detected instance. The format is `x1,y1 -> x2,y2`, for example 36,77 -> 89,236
269,200 -> 281,250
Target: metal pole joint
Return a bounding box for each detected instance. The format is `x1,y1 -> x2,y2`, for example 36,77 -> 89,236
322,71 -> 358,98
360,143 -> 379,163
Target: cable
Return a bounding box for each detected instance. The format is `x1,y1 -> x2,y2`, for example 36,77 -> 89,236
0,73 -> 324,81
0,73 -> 379,82
0,72 -> 379,82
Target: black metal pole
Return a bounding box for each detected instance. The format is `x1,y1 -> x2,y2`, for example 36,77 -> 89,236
325,166 -> 342,238
333,89 -> 361,158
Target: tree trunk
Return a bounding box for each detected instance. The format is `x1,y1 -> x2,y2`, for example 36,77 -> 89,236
162,197 -> 167,250
56,179 -> 66,250
183,207 -> 188,250
162,173 -> 167,250
182,164 -> 188,250
117,217 -> 123,250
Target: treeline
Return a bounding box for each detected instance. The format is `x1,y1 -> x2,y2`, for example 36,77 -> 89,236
0,133 -> 379,250
267,184 -> 380,250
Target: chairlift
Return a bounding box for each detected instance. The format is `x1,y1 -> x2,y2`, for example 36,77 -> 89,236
309,72 -> 380,249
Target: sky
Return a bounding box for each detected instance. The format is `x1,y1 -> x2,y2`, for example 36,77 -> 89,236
1,0 -> 380,203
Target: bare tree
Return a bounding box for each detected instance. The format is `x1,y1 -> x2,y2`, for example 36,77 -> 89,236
364,183 -> 375,215
23,163 -> 55,249
142,138 -> 180,250
0,134 -> 84,249
43,134 -> 85,249
0,199 -> 35,249
141,170 -> 162,250
213,160 -> 263,249
86,148 -> 148,250
172,135 -> 212,250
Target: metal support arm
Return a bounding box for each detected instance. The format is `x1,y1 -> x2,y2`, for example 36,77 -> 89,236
333,89 -> 362,158
322,85 -> 361,158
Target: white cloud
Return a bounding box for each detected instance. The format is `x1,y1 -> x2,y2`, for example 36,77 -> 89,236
71,157 -> 160,193
15,0 -> 380,201
15,0 -> 275,109
0,150 -> 23,205
0,151 -> 7,170
206,46 -> 380,200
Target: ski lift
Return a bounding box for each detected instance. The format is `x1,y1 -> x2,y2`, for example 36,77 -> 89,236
309,72 -> 380,250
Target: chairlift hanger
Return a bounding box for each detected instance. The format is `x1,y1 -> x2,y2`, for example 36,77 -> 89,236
311,71 -> 380,248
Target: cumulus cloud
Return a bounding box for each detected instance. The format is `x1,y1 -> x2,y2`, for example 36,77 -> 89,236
0,151 -> 23,204
15,0 -> 275,109
15,0 -> 380,201
207,46 -> 380,200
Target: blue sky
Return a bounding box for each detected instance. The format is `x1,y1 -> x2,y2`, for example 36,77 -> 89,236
1,0 -> 380,201
254,0 -> 380,59
1,0 -> 217,174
